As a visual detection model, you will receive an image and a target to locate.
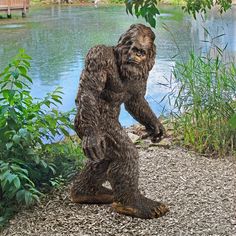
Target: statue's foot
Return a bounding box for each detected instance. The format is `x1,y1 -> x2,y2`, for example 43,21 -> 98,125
71,187 -> 114,204
112,195 -> 169,219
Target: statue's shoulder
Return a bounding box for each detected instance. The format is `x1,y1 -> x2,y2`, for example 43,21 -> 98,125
86,45 -> 115,61
84,45 -> 116,71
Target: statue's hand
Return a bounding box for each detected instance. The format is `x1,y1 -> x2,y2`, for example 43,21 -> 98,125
150,122 -> 165,142
82,134 -> 106,161
142,122 -> 165,143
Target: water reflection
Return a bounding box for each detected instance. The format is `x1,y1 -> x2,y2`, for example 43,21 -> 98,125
0,24 -> 24,29
190,7 -> 236,61
0,5 -> 235,127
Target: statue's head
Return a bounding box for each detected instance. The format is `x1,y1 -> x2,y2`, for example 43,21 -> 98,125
115,24 -> 156,78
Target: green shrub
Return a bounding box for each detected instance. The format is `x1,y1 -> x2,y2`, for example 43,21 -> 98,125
0,50 -> 83,227
170,53 -> 236,156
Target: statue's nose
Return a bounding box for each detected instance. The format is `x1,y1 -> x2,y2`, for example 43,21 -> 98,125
128,57 -> 133,62
128,54 -> 136,62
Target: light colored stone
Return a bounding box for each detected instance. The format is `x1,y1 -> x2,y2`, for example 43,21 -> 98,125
127,132 -> 140,143
149,138 -> 172,149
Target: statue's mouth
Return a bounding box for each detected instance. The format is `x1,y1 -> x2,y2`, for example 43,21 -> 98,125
127,59 -> 139,65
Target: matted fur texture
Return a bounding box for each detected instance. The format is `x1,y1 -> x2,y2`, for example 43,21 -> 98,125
71,24 -> 168,219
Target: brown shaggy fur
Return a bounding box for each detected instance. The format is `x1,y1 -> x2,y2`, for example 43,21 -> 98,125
71,24 -> 169,219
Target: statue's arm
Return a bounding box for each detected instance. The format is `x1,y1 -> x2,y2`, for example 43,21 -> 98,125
124,85 -> 165,142
75,73 -> 105,137
75,45 -> 108,136
74,46 -> 109,160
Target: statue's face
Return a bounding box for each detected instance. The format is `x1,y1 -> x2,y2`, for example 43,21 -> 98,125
125,35 -> 151,65
115,24 -> 156,78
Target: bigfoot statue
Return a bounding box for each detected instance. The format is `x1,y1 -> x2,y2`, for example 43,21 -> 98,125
71,24 -> 169,219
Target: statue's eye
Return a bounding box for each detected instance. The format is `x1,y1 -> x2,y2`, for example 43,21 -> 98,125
127,41 -> 132,46
132,47 -> 139,52
132,47 -> 146,56
140,50 -> 146,56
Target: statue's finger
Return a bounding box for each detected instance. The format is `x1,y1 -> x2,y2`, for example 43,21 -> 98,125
82,136 -> 88,149
82,139 -> 90,157
86,147 -> 97,161
83,147 -> 90,159
101,138 -> 106,153
158,129 -> 165,138
93,145 -> 104,160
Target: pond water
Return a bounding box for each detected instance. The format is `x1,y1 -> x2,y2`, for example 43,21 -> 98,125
0,5 -> 235,127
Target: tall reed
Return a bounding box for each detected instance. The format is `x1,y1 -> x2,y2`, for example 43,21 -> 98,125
170,53 -> 236,156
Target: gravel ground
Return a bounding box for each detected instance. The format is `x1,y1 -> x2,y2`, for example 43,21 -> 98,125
2,146 -> 236,236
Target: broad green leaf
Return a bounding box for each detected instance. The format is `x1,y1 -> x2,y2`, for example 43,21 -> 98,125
6,173 -> 17,184
22,60 -> 31,68
17,172 -> 35,186
20,73 -> 33,83
2,90 -> 10,99
11,164 -> 28,175
3,73 -> 11,81
0,170 -> 11,181
40,160 -> 48,169
14,81 -> 23,89
24,190 -> 32,206
13,176 -> 21,189
32,194 -> 40,203
12,134 -> 21,144
60,127 -> 70,136
18,66 -> 27,75
6,142 -> 13,150
18,128 -> 28,137
16,189 -> 25,203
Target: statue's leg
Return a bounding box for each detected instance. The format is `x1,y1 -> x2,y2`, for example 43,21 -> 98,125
107,127 -> 169,219
71,159 -> 113,204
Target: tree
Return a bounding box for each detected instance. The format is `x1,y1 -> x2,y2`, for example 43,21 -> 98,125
125,0 -> 232,27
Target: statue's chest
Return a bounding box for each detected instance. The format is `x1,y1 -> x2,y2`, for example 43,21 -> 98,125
100,77 -> 134,103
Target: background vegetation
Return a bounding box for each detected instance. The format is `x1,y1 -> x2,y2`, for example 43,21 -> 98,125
125,0 -> 232,27
169,53 -> 236,156
0,50 -> 84,228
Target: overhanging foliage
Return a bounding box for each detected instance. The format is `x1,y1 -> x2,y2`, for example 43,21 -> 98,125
125,0 -> 232,27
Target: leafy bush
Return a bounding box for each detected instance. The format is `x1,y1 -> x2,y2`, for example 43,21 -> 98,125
169,53 -> 236,156
182,0 -> 232,19
0,50 -> 83,227
125,0 -> 232,28
44,137 -> 84,184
